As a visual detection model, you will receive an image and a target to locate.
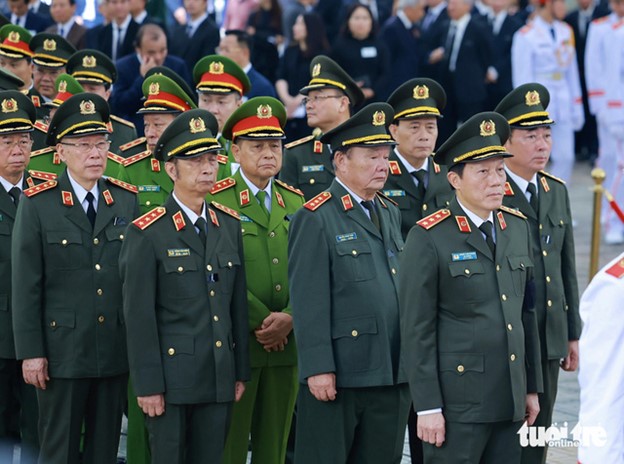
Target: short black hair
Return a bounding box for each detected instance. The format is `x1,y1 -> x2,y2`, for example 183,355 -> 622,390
449,163 -> 465,177
224,29 -> 252,53
134,23 -> 167,49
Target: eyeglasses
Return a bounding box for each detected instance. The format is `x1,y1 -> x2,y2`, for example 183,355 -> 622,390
61,140 -> 111,153
0,139 -> 33,151
302,95 -> 344,105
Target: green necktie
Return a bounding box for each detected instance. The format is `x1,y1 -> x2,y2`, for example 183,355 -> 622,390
361,200 -> 380,231
527,182 -> 539,214
478,221 -> 496,256
256,190 -> 269,217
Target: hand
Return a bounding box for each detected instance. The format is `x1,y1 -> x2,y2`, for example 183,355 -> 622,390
525,393 -> 540,426
173,6 -> 187,25
263,337 -> 288,352
561,340 -> 579,371
255,312 -> 293,349
485,69 -> 498,83
428,47 -> 445,64
234,381 -> 246,402
361,88 -> 375,99
137,394 -> 165,417
417,412 -> 445,447
22,357 -> 49,390
140,56 -> 158,77
307,373 -> 336,401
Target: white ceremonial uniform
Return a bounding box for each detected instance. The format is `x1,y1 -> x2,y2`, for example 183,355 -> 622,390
512,16 -> 584,183
578,252 -> 624,464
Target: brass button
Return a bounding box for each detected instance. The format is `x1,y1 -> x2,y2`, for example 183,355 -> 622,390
501,294 -> 507,301
210,290 -> 215,297
422,204 -> 428,211
457,365 -> 465,373
560,220 -> 564,225
507,323 -> 513,331
207,265 -> 213,272
97,289 -> 103,296
547,300 -> 553,307
241,228 -> 245,233
269,232 -> 276,238
97,315 -> 105,323
542,250 -> 548,257
215,340 -> 222,348
496,264 -> 500,271
50,320 -> 57,327
95,264 -> 101,271
546,276 -> 551,283
93,238 -> 99,245
510,354 -> 516,362
309,178 -> 315,185
565,304 -> 569,311
62,239 -> 68,246
146,200 -> 151,206
539,224 -> 543,230
213,315 -> 219,322
391,268 -> 397,275
351,250 -> 357,256
167,348 -> 175,356
272,258 -> 279,264
464,269 -> 470,275
275,284 -> 282,292
119,234 -> 124,240
351,330 -> 358,337
227,261 -> 233,267
177,266 -> 183,272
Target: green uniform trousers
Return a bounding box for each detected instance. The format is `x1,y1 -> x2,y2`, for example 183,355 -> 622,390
223,365 -> 298,464
127,381 -> 150,464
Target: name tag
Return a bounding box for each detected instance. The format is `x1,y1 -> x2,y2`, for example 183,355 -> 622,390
302,165 -> 325,173
361,46 -> 377,58
167,248 -> 191,257
138,185 -> 161,192
382,189 -> 406,197
336,232 -> 357,243
451,251 -> 477,261
240,215 -> 253,222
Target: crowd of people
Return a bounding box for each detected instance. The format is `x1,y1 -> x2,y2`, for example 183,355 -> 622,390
0,0 -> 622,463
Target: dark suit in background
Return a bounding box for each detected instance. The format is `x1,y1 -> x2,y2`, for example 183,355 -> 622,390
12,10 -> 51,33
168,16 -> 219,77
486,12 -> 522,109
421,4 -> 449,82
86,18 -> 139,60
29,0 -> 50,21
380,16 -> 423,98
246,65 -> 277,99
45,22 -> 87,49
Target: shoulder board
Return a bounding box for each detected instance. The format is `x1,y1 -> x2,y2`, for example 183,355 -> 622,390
592,16 -> 610,24
284,134 -> 315,149
539,170 -> 565,184
605,258 -> 624,279
106,176 -> 138,193
217,154 -> 228,165
210,201 -> 240,220
31,95 -> 41,107
275,179 -> 304,196
122,150 -> 151,167
519,24 -> 532,34
303,191 -> 332,211
120,137 -> 147,152
31,147 -> 55,157
107,152 -> 126,165
110,114 -> 136,129
23,180 -> 57,197
34,121 -> 48,132
210,177 -> 236,194
499,205 -> 527,219
614,20 -> 624,29
416,208 -> 451,230
376,190 -> 398,206
132,207 -> 166,230
28,170 -> 57,181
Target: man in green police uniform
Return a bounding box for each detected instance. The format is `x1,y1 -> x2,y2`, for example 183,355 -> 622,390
194,54 -> 251,180
116,73 -> 196,214
399,112 -> 543,464
67,49 -> 138,155
288,102 -> 410,464
280,55 -> 364,200
494,84 -> 581,464
0,90 -> 40,464
211,97 -> 304,464
12,93 -> 139,464
119,108 -> 250,464
385,78 -> 453,239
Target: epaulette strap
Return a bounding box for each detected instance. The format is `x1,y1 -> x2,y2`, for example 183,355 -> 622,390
120,137 -> 147,151
284,134 -> 315,149
539,170 -> 565,184
34,121 -> 48,132
376,190 -> 398,206
107,152 -> 126,165
416,208 -> 451,230
217,154 -> 228,165
31,147 -> 54,157
520,24 -> 532,34
605,258 -> 624,279
303,191 -> 331,211
106,177 -> 138,193
499,205 -> 527,219
23,180 -> 57,197
132,207 -> 166,229
210,201 -> 240,220
210,177 -> 236,194
28,170 -> 57,181
122,150 -> 151,167
275,179 -> 304,196
110,114 -> 136,128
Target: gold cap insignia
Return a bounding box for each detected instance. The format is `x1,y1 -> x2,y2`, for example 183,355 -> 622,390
209,61 -> 224,74
58,80 -> 67,93
525,90 -> 540,106
148,82 -> 160,95
82,55 -> 96,68
312,63 -> 321,77
43,39 -> 56,51
189,117 -> 206,134
257,104 -> 272,119
79,99 -> 96,115
479,120 -> 496,137
372,111 -> 386,126
413,85 -> 429,100
7,31 -> 20,43
1,98 -> 18,113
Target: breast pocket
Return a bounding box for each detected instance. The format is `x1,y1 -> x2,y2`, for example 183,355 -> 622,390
101,226 -> 127,264
0,223 -> 10,262
297,169 -> 332,189
447,261 -> 485,299
331,315 -> 380,373
439,353 -> 484,406
46,230 -> 84,270
546,213 -> 567,251
45,309 -> 75,362
217,252 -> 242,293
334,240 -> 377,282
507,255 -> 533,296
240,223 -> 260,262
162,258 -> 200,299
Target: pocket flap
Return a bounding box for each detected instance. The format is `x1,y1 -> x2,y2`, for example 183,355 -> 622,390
162,258 -> 198,274
335,240 -> 372,257
507,255 -> 533,271
161,335 -> 195,355
448,261 -> 484,278
439,353 -> 484,375
105,226 -> 126,242
47,310 -> 75,329
332,315 -> 378,340
217,253 -> 241,268
46,230 -> 83,246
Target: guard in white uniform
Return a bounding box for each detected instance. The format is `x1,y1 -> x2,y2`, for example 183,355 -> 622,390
512,0 -> 584,184
578,252 -> 624,464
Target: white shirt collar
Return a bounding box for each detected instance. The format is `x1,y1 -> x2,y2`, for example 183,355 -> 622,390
0,174 -> 23,193
394,149 -> 429,174
429,2 -> 447,16
67,170 -> 99,211
456,196 -> 494,229
452,13 -> 471,29
133,10 -> 148,24
57,17 -> 76,35
114,14 -> 132,30
243,63 -> 252,73
505,166 -> 538,200
336,176 -> 376,218
397,10 -> 412,29
188,12 -> 208,30
172,191 -> 206,225
239,169 -> 273,209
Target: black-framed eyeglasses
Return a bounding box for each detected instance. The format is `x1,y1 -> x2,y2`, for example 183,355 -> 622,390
302,95 -> 344,105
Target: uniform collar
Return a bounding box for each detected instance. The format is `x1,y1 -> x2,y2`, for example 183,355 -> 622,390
172,191 -> 206,224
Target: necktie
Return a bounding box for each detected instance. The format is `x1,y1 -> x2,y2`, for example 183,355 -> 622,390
446,23 -> 458,71
361,200 -> 380,231
550,27 -> 556,41
59,26 -> 64,38
8,186 -> 21,207
479,221 -> 496,256
422,11 -> 434,31
85,192 -> 97,228
195,217 -> 207,245
412,169 -> 427,198
186,24 -> 193,38
256,190 -> 269,217
527,182 -> 539,214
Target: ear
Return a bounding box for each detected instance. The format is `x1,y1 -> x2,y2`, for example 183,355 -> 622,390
164,159 -> 177,182
231,142 -> 242,163
447,170 -> 461,190
388,123 -> 399,141
56,143 -> 67,163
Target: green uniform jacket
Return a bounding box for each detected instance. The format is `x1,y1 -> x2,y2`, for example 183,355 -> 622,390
216,135 -> 234,180
115,139 -> 172,214
11,171 -> 139,378
28,88 -> 48,123
31,121 -> 48,152
119,195 -> 250,404
211,171 -> 304,367
382,152 -> 453,239
288,180 -> 406,388
503,171 -> 581,359
399,198 -> 543,423
280,133 -> 335,200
